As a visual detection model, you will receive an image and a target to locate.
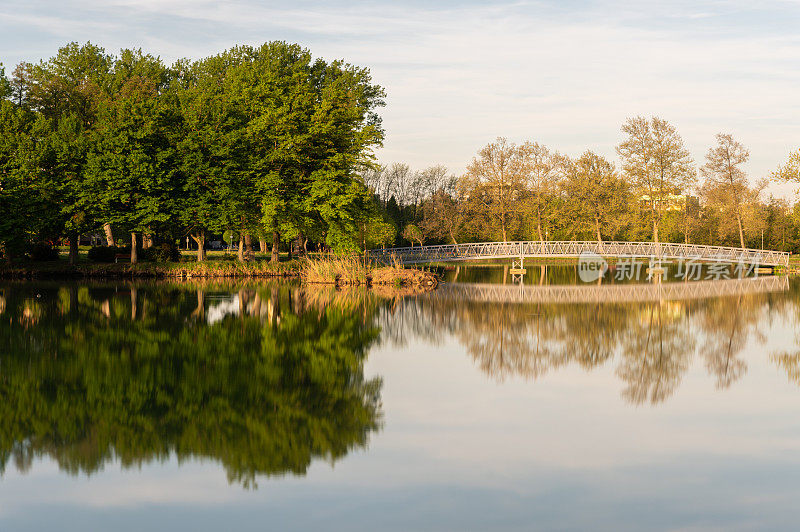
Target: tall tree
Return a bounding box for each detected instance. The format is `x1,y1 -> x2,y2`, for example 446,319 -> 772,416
85,49 -> 179,263
174,54 -> 236,261
561,151 -> 628,243
519,141 -> 561,241
464,137 -> 527,242
701,133 -> 751,248
420,187 -> 466,245
22,42 -> 113,263
617,116 -> 695,244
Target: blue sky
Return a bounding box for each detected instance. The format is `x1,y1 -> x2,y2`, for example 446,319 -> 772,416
2,1 -> 800,190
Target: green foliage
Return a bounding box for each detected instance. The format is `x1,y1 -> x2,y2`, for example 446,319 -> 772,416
0,63 -> 9,99
0,41 -> 385,261
27,242 -> 59,261
87,245 -> 129,262
402,223 -> 424,246
139,242 -> 180,262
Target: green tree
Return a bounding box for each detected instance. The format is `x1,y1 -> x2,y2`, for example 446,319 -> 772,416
562,151 -> 629,242
85,49 -> 179,263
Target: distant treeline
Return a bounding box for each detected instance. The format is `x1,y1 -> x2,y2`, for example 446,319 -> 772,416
0,41 -> 388,263
367,120 -> 800,252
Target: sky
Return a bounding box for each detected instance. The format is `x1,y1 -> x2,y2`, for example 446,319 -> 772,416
2,0 -> 800,194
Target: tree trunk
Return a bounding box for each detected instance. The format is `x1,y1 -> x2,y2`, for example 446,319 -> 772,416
130,232 -> 138,264
736,212 -> 745,249
237,233 -> 245,262
69,234 -> 79,265
595,216 -> 602,244
244,233 -> 252,257
191,232 -> 206,262
271,231 -> 280,263
259,238 -> 267,253
103,223 -> 115,246
652,217 -> 659,245
537,204 -> 544,241
143,233 -> 153,249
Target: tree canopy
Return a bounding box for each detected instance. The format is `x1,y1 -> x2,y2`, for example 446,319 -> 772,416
0,41 -> 387,262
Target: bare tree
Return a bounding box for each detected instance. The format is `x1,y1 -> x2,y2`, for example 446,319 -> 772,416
358,164 -> 384,193
386,163 -> 414,206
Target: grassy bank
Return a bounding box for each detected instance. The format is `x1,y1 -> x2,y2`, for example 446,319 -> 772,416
0,252 -> 438,289
0,259 -> 301,279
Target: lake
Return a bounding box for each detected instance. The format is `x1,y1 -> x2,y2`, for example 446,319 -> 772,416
1,265 -> 799,531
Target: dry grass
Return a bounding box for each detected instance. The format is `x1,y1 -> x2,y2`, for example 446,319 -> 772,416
301,255 -> 368,285
301,254 -> 437,288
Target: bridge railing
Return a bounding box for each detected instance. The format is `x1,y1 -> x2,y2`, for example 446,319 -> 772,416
367,241 -> 791,267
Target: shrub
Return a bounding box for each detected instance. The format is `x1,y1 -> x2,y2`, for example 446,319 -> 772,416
139,243 -> 180,263
88,245 -> 121,263
28,242 -> 59,261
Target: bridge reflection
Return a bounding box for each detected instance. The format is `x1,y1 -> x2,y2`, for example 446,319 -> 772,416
430,276 -> 789,304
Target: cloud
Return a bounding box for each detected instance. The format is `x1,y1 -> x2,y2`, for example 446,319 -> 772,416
2,1 -> 800,189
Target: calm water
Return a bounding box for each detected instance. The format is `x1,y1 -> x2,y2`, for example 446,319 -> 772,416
2,266 -> 800,531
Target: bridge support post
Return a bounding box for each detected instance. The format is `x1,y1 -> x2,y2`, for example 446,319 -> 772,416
510,256 -> 526,284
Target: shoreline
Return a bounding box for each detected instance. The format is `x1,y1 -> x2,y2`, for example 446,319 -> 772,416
0,259 -> 439,289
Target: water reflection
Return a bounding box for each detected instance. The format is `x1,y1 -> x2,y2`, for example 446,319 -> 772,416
379,276 -> 796,405
3,273 -> 800,531
1,272 -> 799,486
0,282 -> 384,487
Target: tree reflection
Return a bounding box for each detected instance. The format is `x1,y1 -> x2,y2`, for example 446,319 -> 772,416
768,278 -> 800,387
388,280 -> 792,405
0,282 -> 384,488
616,302 -> 694,405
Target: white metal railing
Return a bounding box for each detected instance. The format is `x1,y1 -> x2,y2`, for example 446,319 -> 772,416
367,241 -> 791,267
426,276 -> 789,304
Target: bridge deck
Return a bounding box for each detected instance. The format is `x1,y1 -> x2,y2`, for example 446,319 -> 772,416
368,241 -> 791,267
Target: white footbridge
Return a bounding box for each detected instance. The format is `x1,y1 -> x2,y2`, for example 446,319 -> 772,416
368,241 -> 791,268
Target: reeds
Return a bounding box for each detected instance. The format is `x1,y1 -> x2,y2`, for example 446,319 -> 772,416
300,254 -> 437,288
301,255 -> 369,285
